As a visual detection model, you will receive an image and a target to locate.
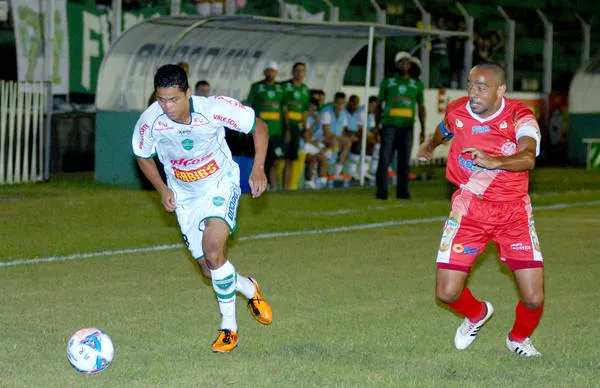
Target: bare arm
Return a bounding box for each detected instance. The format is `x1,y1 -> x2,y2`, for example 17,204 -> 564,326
463,136 -> 537,171
416,122 -> 451,160
136,157 -> 176,212
249,118 -> 268,198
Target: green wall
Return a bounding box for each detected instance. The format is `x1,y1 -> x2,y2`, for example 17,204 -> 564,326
568,113 -> 600,166
95,110 -> 146,189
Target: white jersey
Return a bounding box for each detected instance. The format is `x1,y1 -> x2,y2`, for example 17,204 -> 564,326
355,107 -> 376,133
132,95 -> 256,203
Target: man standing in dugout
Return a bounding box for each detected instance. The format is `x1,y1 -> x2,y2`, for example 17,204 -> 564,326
375,51 -> 426,200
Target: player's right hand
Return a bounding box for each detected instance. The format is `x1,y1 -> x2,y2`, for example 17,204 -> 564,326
159,187 -> 177,212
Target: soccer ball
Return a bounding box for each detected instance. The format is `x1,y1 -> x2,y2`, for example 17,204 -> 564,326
67,328 -> 114,374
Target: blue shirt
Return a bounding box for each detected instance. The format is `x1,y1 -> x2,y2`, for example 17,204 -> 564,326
321,105 -> 348,137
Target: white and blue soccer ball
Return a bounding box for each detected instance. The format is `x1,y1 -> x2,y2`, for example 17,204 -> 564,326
67,328 -> 114,374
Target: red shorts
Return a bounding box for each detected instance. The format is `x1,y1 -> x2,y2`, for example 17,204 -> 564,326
436,189 -> 544,273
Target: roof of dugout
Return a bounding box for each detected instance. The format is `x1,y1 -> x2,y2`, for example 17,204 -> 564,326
96,15 -> 469,111
569,51 -> 600,114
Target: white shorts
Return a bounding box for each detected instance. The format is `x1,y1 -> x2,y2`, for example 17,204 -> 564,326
303,142 -> 323,155
303,142 -> 334,159
175,174 -> 241,259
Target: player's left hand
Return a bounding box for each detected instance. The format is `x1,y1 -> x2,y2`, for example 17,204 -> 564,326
462,147 -> 500,170
249,168 -> 268,198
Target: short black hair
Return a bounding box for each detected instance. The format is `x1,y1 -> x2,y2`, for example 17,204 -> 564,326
473,61 -> 506,85
195,80 -> 210,88
154,64 -> 189,92
309,97 -> 320,107
368,95 -> 378,103
292,62 -> 306,72
334,92 -> 346,100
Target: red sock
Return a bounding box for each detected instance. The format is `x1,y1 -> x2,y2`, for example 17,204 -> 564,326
447,287 -> 486,322
509,301 -> 544,342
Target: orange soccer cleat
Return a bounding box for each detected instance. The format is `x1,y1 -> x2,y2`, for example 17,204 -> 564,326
247,278 -> 273,325
212,329 -> 239,353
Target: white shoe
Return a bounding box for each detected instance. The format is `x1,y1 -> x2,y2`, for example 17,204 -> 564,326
316,177 -> 328,189
506,336 -> 542,357
304,180 -> 316,189
454,301 -> 494,350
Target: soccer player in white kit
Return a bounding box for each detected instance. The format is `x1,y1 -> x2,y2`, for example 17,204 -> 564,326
132,64 -> 272,353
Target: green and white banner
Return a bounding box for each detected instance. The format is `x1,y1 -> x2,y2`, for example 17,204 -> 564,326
67,3 -> 168,95
13,1 -> 171,95
12,0 -> 69,94
67,3 -> 110,95
590,143 -> 600,169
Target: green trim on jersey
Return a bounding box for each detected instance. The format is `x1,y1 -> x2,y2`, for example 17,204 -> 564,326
136,152 -> 157,158
248,118 -> 257,134
378,75 -> 424,127
202,216 -> 238,235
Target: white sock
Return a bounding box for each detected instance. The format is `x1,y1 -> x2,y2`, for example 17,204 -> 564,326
210,260 -> 237,331
363,156 -> 372,175
348,162 -> 357,176
348,153 -> 360,176
317,176 -> 327,188
236,274 -> 256,299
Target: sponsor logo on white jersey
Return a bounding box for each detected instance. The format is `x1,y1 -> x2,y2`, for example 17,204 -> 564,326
213,114 -> 241,130
170,153 -> 214,167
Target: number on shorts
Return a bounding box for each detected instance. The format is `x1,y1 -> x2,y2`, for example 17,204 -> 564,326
182,234 -> 190,247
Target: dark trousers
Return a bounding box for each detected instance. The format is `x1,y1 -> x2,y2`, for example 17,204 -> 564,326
376,124 -> 413,199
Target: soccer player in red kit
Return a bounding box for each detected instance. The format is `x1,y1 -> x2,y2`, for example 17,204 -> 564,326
418,62 -> 544,357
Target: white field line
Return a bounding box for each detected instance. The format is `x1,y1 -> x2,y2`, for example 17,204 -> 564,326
2,200 -> 600,268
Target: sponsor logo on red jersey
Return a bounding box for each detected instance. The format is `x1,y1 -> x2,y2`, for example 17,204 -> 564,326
452,243 -> 479,255
471,125 -> 490,134
501,141 -> 517,156
457,155 -> 504,174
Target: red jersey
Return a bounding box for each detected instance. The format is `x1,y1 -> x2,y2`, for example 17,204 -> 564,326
442,97 -> 541,201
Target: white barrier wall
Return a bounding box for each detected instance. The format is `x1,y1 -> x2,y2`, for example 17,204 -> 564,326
0,81 -> 47,184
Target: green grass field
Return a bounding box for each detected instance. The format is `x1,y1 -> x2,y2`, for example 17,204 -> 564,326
2,168 -> 600,387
